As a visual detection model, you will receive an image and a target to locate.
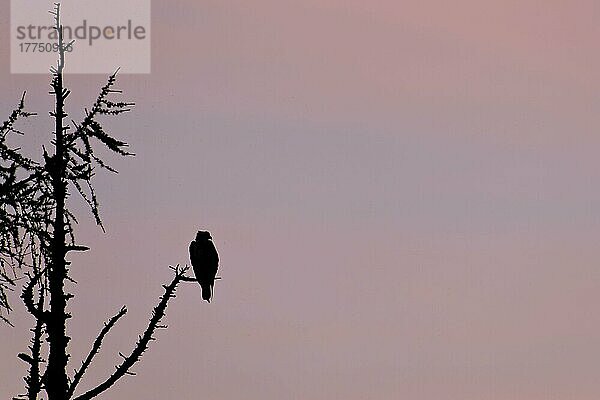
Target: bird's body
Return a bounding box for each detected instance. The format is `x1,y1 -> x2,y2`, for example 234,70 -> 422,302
189,231 -> 219,302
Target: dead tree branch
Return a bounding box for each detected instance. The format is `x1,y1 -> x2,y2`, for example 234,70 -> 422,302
25,290 -> 45,400
66,306 -> 127,399
72,266 -> 189,400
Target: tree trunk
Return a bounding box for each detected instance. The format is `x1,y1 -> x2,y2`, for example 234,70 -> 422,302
46,60 -> 70,400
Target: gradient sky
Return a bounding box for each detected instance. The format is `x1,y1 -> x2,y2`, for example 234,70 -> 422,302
2,1 -> 600,399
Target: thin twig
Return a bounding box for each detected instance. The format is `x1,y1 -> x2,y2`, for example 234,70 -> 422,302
66,306 -> 127,399
72,267 -> 188,400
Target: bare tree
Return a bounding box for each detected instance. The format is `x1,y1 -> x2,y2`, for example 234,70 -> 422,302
1,4 -> 196,400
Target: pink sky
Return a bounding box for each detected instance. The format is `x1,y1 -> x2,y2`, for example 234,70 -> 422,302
2,1 -> 600,399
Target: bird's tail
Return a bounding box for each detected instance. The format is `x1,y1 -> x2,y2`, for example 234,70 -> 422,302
201,283 -> 212,303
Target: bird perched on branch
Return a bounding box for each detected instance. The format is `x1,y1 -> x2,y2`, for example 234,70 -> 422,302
189,231 -> 219,302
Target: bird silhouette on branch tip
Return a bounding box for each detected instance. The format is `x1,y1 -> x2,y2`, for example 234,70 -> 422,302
188,231 -> 220,303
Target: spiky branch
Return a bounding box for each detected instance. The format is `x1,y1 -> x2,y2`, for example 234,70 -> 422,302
72,266 -> 190,400
66,306 -> 127,399
0,92 -> 43,324
22,289 -> 45,400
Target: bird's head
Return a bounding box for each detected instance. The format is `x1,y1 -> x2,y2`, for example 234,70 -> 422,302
196,231 -> 212,241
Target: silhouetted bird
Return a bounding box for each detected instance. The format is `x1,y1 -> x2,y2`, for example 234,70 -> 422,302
189,231 -> 219,302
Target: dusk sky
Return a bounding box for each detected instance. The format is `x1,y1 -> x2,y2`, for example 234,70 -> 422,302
2,1 -> 600,399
